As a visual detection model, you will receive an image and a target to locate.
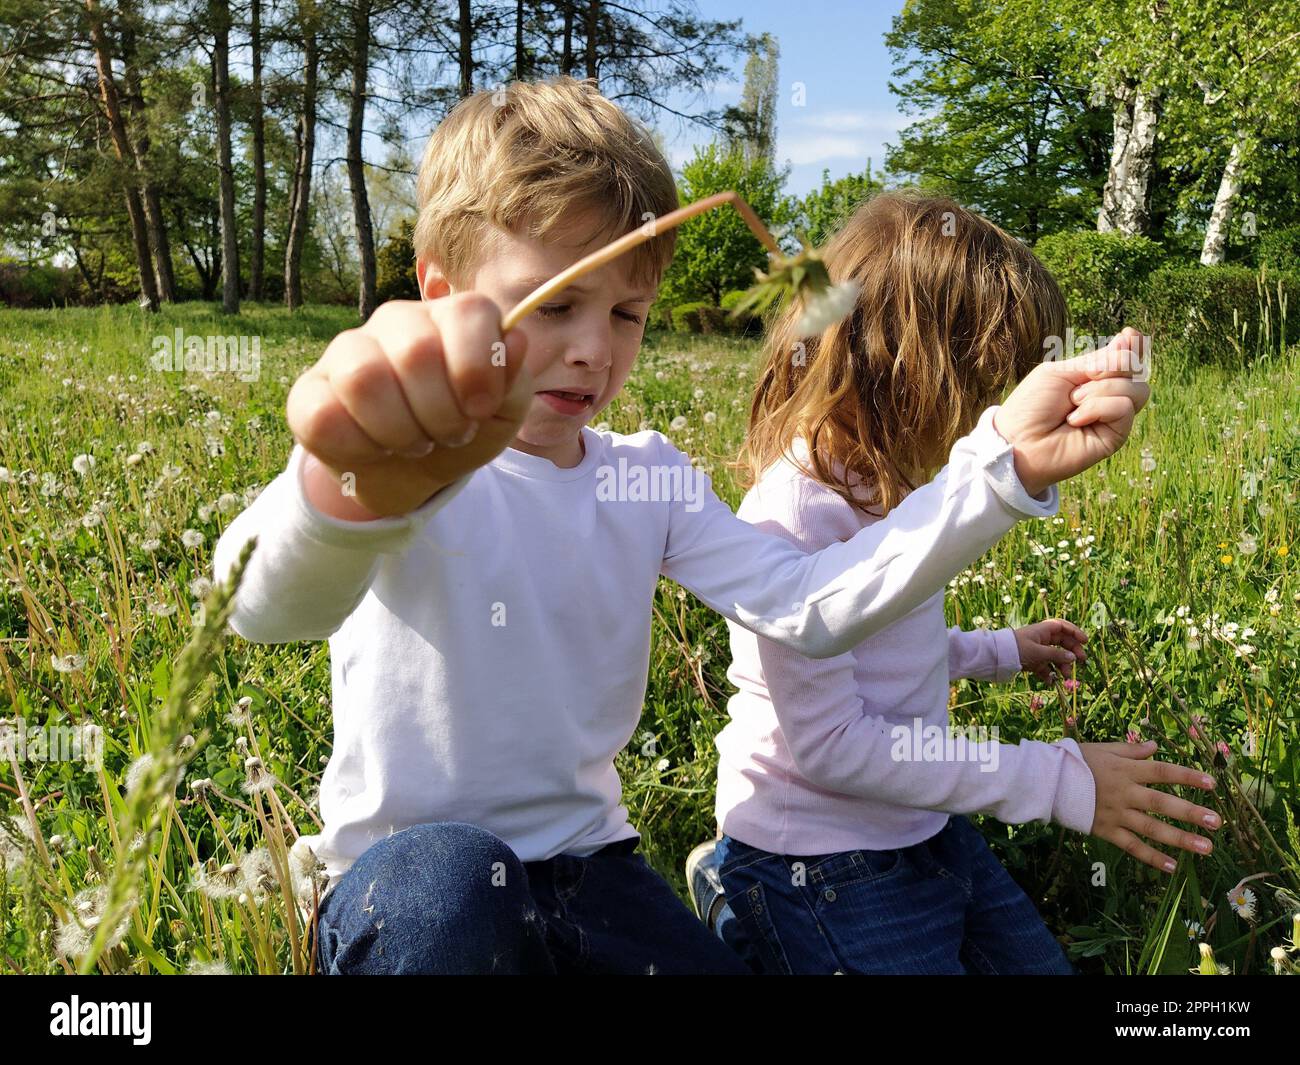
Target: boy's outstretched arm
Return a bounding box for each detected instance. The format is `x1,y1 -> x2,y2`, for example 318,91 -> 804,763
213,297 -> 526,643
661,332 -> 1149,658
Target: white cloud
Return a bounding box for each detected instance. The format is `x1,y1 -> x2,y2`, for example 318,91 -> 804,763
793,109 -> 911,134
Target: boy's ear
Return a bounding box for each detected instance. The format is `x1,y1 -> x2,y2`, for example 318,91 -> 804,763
416,258 -> 451,301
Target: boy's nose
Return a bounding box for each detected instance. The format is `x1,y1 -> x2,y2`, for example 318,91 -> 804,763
563,329 -> 613,372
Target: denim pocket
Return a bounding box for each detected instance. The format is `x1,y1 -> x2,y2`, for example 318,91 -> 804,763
804,847 -> 904,894
730,880 -> 793,976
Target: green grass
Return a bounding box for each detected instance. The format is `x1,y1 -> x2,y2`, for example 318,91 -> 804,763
0,302 -> 1297,974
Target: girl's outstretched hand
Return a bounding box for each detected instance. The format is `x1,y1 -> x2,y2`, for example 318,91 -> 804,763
993,326 -> 1150,497
1079,740 -> 1221,874
1014,618 -> 1087,681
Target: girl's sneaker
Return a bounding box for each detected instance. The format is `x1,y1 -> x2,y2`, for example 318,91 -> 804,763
686,839 -> 730,931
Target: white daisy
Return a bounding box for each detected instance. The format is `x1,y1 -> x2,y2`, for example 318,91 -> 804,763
1228,886 -> 1256,920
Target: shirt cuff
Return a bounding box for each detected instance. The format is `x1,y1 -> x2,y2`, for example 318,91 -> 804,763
992,626 -> 1022,682
969,405 -> 1060,519
287,443 -> 473,551
1050,738 -> 1097,834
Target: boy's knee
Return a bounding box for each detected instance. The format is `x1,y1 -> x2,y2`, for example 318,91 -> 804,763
319,822 -> 544,973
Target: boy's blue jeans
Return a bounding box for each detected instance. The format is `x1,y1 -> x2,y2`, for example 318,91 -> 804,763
715,815 -> 1078,975
314,821 -> 751,974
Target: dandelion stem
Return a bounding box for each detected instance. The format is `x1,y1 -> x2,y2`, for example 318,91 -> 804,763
502,191 -> 782,333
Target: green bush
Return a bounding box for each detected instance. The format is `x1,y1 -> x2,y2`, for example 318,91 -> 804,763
1257,224 -> 1300,274
1033,230 -> 1166,334
671,300 -> 711,332
719,289 -> 764,337
1132,263 -> 1300,363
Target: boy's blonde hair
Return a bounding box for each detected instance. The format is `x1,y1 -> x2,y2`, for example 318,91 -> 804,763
741,190 -> 1067,516
414,76 -> 679,291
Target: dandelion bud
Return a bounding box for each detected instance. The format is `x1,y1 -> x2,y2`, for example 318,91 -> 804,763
1197,942 -> 1218,975
1293,913 -> 1300,946
1271,947 -> 1288,975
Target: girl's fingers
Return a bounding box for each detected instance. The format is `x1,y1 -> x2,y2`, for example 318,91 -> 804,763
1066,392 -> 1141,430
1121,808 -> 1213,858
1102,824 -> 1177,874
1106,739 -> 1158,760
1138,785 -> 1222,832
1131,758 -> 1216,790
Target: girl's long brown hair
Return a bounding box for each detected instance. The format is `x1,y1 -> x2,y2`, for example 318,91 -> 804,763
740,190 -> 1067,516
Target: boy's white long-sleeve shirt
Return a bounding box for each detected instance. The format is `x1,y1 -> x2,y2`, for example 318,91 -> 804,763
715,434 -> 1097,856
212,408 -> 1061,888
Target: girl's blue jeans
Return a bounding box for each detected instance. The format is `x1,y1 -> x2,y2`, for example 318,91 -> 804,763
314,821 -> 751,974
715,815 -> 1078,975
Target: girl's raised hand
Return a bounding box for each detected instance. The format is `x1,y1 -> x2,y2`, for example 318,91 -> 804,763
1079,740 -> 1221,874
993,326 -> 1151,497
1014,618 -> 1087,681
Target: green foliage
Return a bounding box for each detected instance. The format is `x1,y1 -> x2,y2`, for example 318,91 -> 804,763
375,219 -> 419,302
1034,231 -> 1167,334
1132,264 -> 1300,364
657,142 -> 796,307
1258,224 -> 1300,274
797,167 -> 882,249
884,0 -> 1111,242
670,300 -> 712,333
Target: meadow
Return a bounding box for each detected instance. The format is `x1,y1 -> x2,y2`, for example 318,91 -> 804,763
0,302 -> 1296,975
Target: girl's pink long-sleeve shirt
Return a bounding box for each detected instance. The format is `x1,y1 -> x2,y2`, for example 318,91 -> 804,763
715,427 -> 1097,855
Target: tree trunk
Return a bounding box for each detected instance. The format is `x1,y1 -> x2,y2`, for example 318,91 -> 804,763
212,0 -> 239,313
561,2 -> 574,74
119,5 -> 176,301
83,0 -> 158,311
458,0 -> 472,97
1097,82 -> 1159,237
285,3 -> 319,311
585,0 -> 598,82
1200,135 -> 1247,266
250,0 -> 266,300
347,0 -> 377,320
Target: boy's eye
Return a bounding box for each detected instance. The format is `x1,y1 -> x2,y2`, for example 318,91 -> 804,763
537,304 -> 643,325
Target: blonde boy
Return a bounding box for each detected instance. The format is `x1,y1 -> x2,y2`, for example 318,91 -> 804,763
213,77 -> 1150,974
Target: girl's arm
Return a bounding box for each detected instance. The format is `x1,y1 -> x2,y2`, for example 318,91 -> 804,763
211,444 -> 472,643
733,473 -> 1095,834
947,625 -> 1021,683
660,406 -> 1057,659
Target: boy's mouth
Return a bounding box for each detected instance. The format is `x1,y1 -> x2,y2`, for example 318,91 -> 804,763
538,389 -> 596,416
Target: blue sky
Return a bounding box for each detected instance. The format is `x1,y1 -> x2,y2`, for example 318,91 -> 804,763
658,0 -> 911,196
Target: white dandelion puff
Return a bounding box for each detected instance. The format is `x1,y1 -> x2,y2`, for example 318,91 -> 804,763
185,959 -> 231,975
50,653 -> 86,674
55,885 -> 132,959
796,280 -> 860,337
